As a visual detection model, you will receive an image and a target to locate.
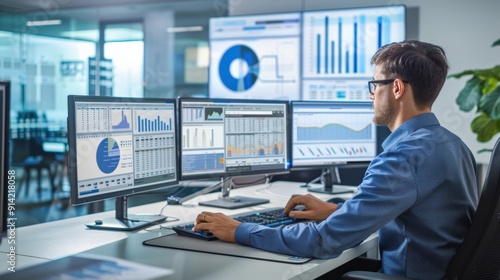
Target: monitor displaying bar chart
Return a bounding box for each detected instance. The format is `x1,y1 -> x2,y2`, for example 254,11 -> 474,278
71,99 -> 177,198
67,95 -> 179,231
302,5 -> 406,101
179,98 -> 290,179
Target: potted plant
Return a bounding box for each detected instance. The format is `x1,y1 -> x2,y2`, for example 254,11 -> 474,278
448,38 -> 500,152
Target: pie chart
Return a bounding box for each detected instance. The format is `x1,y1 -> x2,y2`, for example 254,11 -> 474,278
218,44 -> 259,92
96,137 -> 120,174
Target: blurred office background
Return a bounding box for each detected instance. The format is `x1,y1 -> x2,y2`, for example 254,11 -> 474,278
1,0 -> 499,227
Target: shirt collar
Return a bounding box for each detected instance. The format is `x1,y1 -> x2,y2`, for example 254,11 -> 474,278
381,112 -> 440,151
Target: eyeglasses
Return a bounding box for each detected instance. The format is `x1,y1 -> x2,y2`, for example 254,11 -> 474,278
368,79 -> 409,95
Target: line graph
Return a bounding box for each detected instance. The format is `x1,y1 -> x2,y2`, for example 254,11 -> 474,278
297,122 -> 372,141
294,112 -> 374,142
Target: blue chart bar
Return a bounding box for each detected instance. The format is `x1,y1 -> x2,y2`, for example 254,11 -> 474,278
324,16 -> 329,74
338,17 -> 342,74
137,115 -> 172,132
378,17 -> 382,48
353,21 -> 357,73
331,41 -> 335,74
317,34 -> 321,74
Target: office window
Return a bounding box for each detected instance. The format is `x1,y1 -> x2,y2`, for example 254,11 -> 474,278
0,1 -> 225,227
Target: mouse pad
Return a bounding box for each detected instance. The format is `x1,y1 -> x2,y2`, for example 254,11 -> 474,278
143,233 -> 312,264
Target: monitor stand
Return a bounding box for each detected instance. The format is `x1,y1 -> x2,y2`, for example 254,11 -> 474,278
307,166 -> 355,195
198,177 -> 269,209
86,196 -> 166,231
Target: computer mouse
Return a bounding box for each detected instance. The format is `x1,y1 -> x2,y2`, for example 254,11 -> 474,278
94,220 -> 103,225
327,197 -> 345,204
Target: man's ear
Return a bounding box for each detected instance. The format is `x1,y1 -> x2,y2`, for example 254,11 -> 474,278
392,79 -> 406,100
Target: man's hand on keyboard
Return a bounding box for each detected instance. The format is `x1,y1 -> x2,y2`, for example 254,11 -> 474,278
284,194 -> 338,221
193,212 -> 241,243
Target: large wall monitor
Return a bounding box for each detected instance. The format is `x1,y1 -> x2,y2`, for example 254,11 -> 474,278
291,100 -> 376,193
209,5 -> 406,101
302,5 -> 406,100
0,81 -> 10,239
67,95 -> 179,231
179,98 -> 290,209
209,13 -> 301,100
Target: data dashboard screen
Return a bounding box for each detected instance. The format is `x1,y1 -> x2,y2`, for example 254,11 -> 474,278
180,98 -> 289,179
209,13 -> 301,100
209,5 -> 406,101
291,100 -> 376,167
302,5 -> 406,100
68,96 -> 178,204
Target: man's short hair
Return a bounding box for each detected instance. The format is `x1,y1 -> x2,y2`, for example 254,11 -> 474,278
371,40 -> 449,108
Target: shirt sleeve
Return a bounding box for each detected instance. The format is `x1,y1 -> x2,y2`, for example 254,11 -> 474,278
234,147 -> 419,259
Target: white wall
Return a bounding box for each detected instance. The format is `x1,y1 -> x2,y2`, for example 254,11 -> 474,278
229,0 -> 500,163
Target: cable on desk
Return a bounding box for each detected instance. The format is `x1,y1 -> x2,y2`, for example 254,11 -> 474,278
232,175 -> 271,188
143,216 -> 180,232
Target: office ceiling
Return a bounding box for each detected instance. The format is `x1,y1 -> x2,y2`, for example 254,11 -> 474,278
0,0 -> 214,14
0,0 -> 223,41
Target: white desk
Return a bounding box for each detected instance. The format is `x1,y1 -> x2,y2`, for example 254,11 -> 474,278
0,181 -> 378,279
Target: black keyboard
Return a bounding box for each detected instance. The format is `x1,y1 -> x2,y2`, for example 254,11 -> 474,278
172,207 -> 303,241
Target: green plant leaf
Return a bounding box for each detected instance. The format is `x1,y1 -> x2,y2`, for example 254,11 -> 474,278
448,66 -> 500,80
474,66 -> 500,81
456,77 -> 481,111
482,77 -> 500,94
493,38 -> 500,47
478,86 -> 500,119
471,113 -> 500,142
448,70 -> 476,79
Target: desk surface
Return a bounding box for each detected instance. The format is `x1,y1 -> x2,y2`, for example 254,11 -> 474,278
0,181 -> 377,279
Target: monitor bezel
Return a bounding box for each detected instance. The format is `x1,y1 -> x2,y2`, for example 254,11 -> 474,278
290,100 -> 376,170
178,97 -> 291,181
0,81 -> 11,236
67,95 -> 180,206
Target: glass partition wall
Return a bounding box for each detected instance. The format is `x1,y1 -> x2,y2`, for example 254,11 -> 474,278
0,0 -> 222,227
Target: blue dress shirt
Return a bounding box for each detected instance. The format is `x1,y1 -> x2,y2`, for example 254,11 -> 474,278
234,113 -> 478,280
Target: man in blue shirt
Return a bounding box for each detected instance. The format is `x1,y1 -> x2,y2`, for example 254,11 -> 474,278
193,40 -> 478,279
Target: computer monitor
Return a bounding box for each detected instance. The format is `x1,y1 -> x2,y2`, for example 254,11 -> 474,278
179,97 -> 290,209
301,5 -> 406,101
291,100 -> 376,194
209,12 -> 301,100
0,81 -> 11,240
67,95 -> 179,231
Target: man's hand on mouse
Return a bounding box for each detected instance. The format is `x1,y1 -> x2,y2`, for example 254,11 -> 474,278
283,194 -> 338,221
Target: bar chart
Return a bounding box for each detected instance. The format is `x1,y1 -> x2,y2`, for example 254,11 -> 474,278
302,6 -> 406,78
133,107 -> 174,133
182,125 -> 224,150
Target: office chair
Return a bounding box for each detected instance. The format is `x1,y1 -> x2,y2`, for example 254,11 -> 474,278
342,137 -> 500,280
10,138 -> 56,199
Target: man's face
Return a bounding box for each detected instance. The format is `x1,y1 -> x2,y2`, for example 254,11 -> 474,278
371,66 -> 394,127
